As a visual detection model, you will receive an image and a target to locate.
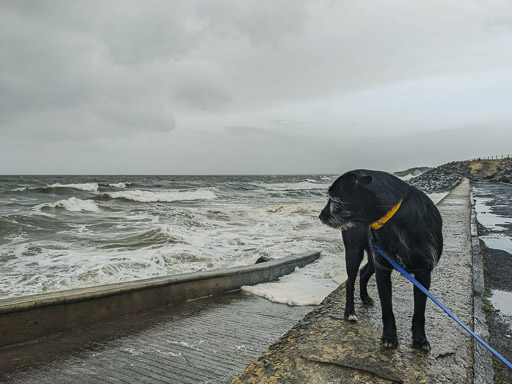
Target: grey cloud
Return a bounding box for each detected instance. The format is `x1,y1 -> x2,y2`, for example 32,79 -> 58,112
1,0 -> 511,173
225,126 -> 274,136
195,0 -> 308,46
172,63 -> 231,112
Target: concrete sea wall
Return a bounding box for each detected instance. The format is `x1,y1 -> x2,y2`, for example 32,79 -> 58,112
0,251 -> 319,347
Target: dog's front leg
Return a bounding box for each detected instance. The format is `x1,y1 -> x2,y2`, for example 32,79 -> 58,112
359,248 -> 375,306
375,267 -> 398,349
342,226 -> 366,322
411,270 -> 431,351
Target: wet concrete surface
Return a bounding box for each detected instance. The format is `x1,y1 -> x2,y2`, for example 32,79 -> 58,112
473,181 -> 512,383
0,291 -> 312,383
233,180 -> 477,383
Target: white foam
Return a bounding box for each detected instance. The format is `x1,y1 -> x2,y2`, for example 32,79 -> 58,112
105,189 -> 217,203
108,182 -> 128,188
257,182 -> 329,191
49,183 -> 99,192
34,197 -> 100,212
242,252 -> 347,306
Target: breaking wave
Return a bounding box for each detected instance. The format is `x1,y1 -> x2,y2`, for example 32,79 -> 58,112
258,182 -> 329,191
48,183 -> 99,192
108,182 -> 128,188
101,189 -> 217,203
34,197 -> 100,212
11,183 -> 99,193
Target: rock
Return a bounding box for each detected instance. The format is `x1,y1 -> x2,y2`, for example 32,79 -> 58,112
255,255 -> 273,264
407,158 -> 512,193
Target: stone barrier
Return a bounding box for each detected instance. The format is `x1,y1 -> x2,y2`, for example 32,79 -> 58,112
0,251 -> 320,347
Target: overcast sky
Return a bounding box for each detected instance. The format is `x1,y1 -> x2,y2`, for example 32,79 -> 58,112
1,0 -> 511,175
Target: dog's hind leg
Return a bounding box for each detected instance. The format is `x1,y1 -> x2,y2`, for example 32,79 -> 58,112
376,266 -> 398,349
359,250 -> 375,306
411,270 -> 432,351
342,226 -> 366,322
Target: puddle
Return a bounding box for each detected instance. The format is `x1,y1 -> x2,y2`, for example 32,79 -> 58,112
491,290 -> 512,316
481,234 -> 512,254
473,186 -> 512,231
474,196 -> 512,231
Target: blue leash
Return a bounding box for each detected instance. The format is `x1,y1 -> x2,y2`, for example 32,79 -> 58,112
374,245 -> 512,370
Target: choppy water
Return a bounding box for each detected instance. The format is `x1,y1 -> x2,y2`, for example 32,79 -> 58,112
0,175 -> 346,299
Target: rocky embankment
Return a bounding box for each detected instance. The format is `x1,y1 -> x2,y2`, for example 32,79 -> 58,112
404,158 -> 512,193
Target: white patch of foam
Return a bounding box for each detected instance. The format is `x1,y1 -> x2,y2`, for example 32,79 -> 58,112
34,197 -> 100,212
105,189 -> 216,203
167,340 -> 193,348
108,182 -> 128,188
49,183 -> 99,192
242,253 -> 347,306
257,182 -> 329,191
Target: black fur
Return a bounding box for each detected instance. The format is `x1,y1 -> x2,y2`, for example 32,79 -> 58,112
319,169 -> 443,351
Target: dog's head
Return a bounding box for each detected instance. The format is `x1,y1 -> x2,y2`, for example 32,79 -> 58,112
319,171 -> 379,229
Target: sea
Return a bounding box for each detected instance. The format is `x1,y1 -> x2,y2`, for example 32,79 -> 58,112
0,175 -> 446,305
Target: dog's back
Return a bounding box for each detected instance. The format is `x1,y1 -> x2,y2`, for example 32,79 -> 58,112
360,169 -> 443,271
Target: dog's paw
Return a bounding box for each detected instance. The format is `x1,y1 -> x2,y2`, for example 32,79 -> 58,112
344,311 -> 358,322
412,338 -> 431,352
380,336 -> 398,349
361,295 -> 374,306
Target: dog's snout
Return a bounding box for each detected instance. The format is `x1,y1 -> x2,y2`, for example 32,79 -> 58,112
319,206 -> 329,224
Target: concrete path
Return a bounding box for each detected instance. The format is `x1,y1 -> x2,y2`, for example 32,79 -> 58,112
0,291 -> 311,384
233,179 -> 479,383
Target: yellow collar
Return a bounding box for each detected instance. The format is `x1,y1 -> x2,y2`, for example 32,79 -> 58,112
370,199 -> 402,230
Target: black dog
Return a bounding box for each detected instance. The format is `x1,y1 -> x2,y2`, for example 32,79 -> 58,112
319,169 -> 443,351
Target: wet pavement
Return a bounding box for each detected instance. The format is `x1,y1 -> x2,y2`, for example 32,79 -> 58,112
233,179 -> 479,383
0,291 -> 312,383
472,181 -> 512,383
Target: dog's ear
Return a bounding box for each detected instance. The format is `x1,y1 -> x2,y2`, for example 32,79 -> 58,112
358,175 -> 373,185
